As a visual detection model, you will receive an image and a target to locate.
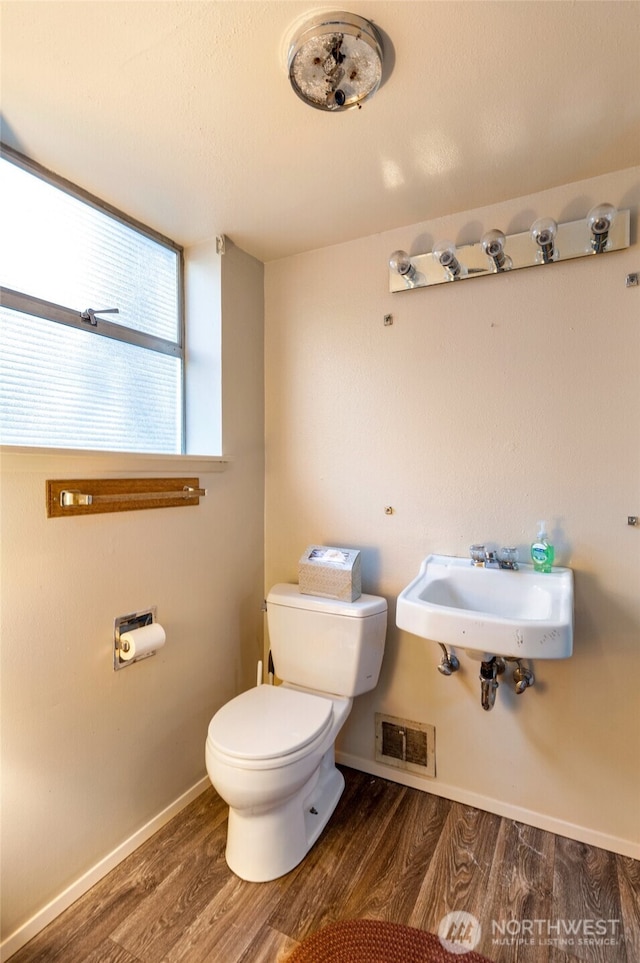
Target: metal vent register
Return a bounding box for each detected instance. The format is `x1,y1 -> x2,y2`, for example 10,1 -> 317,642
375,714 -> 435,778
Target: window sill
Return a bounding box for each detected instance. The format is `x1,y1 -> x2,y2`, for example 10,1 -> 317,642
0,446 -> 229,475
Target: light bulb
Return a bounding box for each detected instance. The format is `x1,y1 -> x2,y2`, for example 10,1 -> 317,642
481,229 -> 512,271
587,203 -> 616,253
530,217 -> 558,263
432,240 -> 464,279
389,250 -> 417,283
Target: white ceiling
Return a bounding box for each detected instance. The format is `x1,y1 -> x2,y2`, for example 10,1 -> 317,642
1,1 -> 639,262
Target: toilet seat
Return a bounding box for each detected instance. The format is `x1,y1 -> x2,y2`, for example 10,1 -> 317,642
208,684 -> 333,762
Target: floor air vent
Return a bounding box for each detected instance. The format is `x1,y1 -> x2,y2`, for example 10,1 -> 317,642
375,713 -> 435,777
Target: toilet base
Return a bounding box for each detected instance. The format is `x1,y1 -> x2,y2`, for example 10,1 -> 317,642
225,750 -> 345,882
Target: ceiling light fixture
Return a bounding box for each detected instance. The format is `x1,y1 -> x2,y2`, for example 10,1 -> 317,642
286,12 -> 384,112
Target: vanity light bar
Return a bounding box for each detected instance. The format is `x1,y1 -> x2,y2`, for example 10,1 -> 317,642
389,205 -> 630,292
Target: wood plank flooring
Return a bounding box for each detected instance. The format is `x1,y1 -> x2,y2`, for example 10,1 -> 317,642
9,767 -> 639,963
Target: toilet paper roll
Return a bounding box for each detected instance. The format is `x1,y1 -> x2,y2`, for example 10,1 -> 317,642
119,623 -> 166,662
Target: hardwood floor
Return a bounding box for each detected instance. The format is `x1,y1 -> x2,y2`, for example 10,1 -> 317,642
9,767 -> 639,963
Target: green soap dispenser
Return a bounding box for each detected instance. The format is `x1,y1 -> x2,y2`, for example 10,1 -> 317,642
531,521 -> 555,573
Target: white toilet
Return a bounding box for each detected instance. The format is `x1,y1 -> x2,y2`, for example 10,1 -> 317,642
205,583 -> 387,882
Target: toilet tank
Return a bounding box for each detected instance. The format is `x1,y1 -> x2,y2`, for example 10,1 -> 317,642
266,583 -> 387,697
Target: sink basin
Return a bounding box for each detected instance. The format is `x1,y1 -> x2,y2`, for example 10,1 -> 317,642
396,554 -> 573,658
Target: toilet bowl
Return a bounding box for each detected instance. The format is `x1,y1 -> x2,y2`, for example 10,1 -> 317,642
206,683 -> 351,881
205,583 -> 387,882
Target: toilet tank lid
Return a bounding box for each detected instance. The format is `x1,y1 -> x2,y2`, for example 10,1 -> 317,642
267,583 -> 387,617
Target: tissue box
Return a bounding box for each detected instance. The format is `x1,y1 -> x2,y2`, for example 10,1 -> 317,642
298,546 -> 362,602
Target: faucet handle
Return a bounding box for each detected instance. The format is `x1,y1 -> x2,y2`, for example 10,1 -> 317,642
470,544 -> 486,565
498,546 -> 519,569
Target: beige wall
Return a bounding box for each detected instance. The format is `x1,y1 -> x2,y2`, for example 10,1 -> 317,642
265,168 -> 640,857
0,240 -> 265,944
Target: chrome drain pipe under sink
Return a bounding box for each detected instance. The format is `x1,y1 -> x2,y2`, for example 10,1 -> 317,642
479,656 -> 535,709
480,657 -> 505,710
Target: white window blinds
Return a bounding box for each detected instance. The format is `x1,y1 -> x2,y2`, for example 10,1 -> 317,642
0,149 -> 184,453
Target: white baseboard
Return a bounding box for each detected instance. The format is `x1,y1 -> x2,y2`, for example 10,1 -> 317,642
1,777 -> 210,962
336,751 -> 640,861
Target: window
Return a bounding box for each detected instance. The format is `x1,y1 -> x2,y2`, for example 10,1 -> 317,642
0,147 -> 184,454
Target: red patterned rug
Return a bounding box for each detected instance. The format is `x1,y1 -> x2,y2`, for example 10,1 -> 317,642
285,919 -> 493,962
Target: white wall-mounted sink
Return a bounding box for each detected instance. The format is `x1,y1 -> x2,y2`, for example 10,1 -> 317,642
396,554 -> 573,659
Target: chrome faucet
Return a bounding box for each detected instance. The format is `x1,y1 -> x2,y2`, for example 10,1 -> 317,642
469,545 -> 518,570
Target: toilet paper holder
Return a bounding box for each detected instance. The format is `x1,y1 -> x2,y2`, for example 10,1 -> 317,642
114,607 -> 157,670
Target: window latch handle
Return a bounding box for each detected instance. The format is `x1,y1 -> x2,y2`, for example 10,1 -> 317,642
80,307 -> 119,326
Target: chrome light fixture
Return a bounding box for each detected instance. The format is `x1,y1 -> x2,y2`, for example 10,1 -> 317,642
481,229 -> 512,272
286,12 -> 384,111
432,240 -> 465,279
388,207 -> 629,293
530,217 -> 558,263
587,203 -> 617,253
389,250 -> 417,284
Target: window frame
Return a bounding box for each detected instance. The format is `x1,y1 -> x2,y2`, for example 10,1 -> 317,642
0,144 -> 186,453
